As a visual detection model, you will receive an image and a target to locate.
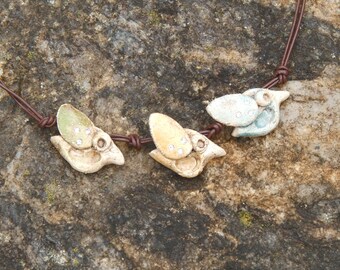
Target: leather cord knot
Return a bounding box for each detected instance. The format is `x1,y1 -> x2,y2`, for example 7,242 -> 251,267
38,116 -> 57,128
275,66 -> 289,84
205,122 -> 224,139
128,134 -> 142,150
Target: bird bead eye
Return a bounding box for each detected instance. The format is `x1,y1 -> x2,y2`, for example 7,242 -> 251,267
191,135 -> 208,153
97,138 -> 106,148
255,90 -> 272,106
197,139 -> 206,148
93,132 -> 111,152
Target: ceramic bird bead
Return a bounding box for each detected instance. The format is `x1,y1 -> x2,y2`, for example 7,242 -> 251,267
51,104 -> 124,173
149,113 -> 226,178
206,88 -> 290,137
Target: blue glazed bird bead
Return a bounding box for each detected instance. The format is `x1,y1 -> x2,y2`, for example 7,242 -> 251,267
206,88 -> 290,137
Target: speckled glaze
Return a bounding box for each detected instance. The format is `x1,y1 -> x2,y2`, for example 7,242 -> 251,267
206,88 -> 290,137
206,93 -> 259,127
51,104 -> 124,173
149,113 -> 192,160
56,104 -> 95,149
149,113 -> 226,178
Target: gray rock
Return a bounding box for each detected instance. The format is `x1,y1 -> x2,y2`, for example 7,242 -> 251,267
0,0 -> 339,269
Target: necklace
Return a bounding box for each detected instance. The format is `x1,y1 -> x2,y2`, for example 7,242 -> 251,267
0,0 -> 306,177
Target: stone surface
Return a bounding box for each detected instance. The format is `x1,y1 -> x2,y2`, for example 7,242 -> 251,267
0,0 -> 339,269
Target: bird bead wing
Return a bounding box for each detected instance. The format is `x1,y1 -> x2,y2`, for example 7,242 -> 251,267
56,104 -> 95,150
232,102 -> 279,137
149,113 -> 193,160
206,93 -> 259,127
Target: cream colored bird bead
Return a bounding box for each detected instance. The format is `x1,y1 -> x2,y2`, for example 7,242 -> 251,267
51,104 -> 124,173
149,113 -> 226,178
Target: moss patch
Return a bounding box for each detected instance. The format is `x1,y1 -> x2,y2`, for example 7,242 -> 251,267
239,210 -> 253,227
45,180 -> 59,204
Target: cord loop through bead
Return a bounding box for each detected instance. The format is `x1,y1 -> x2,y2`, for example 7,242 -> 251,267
205,122 -> 224,139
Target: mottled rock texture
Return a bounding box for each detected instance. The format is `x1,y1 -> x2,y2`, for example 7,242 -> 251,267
0,0 -> 339,269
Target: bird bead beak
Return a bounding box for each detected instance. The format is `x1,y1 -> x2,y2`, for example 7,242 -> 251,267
270,90 -> 290,104
201,139 -> 226,162
107,143 -> 125,166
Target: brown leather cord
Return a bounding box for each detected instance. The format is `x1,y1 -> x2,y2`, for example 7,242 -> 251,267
263,0 -> 306,88
110,122 -> 225,150
0,0 -> 306,149
0,80 -> 56,127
